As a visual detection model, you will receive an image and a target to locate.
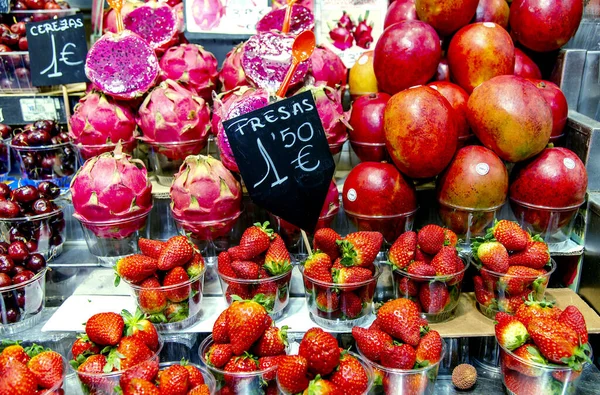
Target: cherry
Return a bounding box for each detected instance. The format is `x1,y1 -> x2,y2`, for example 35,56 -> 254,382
37,181 -> 60,199
4,306 -> 20,323
24,0 -> 45,9
50,234 -> 62,246
10,22 -> 26,36
16,291 -> 25,308
0,254 -> 13,274
24,240 -> 37,253
0,241 -> 9,254
18,37 -> 27,51
44,1 -> 61,9
0,273 -> 10,287
12,1 -> 27,10
27,129 -> 51,146
12,265 -> 25,275
8,228 -> 27,243
40,156 -> 56,170
25,253 -> 45,272
0,124 -> 12,140
12,185 -> 39,204
12,270 -> 34,284
0,200 -> 20,218
33,120 -> 54,133
1,32 -> 19,47
8,241 -> 29,263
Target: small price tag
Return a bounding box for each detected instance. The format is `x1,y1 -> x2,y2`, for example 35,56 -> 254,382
19,98 -> 60,122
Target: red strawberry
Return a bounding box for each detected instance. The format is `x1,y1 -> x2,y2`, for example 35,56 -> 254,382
298,327 -> 340,376
489,220 -> 529,251
514,297 -> 561,327
387,231 -> 417,270
258,267 -> 270,278
397,276 -> 419,297
70,336 -> 100,361
157,364 -> 189,395
503,344 -> 547,377
204,343 -> 233,368
415,330 -> 443,365
138,238 -> 166,259
481,269 -> 498,291
27,350 -> 63,389
475,241 -> 509,273
304,376 -> 339,395
377,298 -> 423,346
223,355 -> 259,387
473,276 -> 496,308
258,355 -> 282,381
162,266 -> 190,302
277,355 -> 309,394
115,254 -> 158,285
137,277 -> 168,314
560,305 -> 588,345
183,364 -> 205,388
119,359 -> 160,389
224,282 -> 252,303
316,290 -> 340,313
185,251 -> 205,279
431,246 -> 459,276
226,299 -> 270,355
230,261 -> 259,279
0,344 -> 30,365
443,228 -> 458,247
313,228 -> 342,261
124,378 -> 160,395
381,343 -> 417,369
552,369 -> 582,383
352,327 -> 393,362
333,267 -> 372,285
0,359 -> 39,394
263,235 -> 292,276
77,354 -> 108,387
498,291 -> 531,314
330,352 -> 369,395
494,313 -> 529,351
406,261 -> 436,277
253,325 -> 288,357
508,240 -> 550,269
337,231 -> 384,267
417,225 -> 445,255
503,370 -> 546,394
237,222 -> 274,260
528,318 -> 591,368
418,282 -> 450,314
303,252 -> 333,283
157,235 -> 193,271
116,336 -> 154,370
212,309 -> 229,344
85,312 -> 124,346
414,248 -> 433,264
498,266 -> 544,295
122,309 -> 160,351
340,292 -> 363,318
218,251 -> 236,278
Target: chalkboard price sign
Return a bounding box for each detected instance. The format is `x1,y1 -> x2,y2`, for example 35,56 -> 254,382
26,14 -> 88,86
223,91 -> 336,232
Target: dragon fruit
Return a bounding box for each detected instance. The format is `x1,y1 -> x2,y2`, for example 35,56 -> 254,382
170,155 -> 242,239
159,44 -> 219,101
256,5 -> 315,34
242,31 -> 310,92
123,1 -> 179,53
69,91 -> 137,159
191,0 -> 224,30
103,0 -> 142,34
214,87 -> 272,172
218,43 -> 250,92
85,30 -> 159,100
70,144 -> 152,238
307,45 -> 347,88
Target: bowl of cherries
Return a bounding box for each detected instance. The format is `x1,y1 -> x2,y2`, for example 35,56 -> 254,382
9,120 -> 77,189
0,123 -> 11,179
0,182 -> 65,260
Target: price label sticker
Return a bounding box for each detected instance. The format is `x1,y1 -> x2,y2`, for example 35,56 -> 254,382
19,98 -> 59,122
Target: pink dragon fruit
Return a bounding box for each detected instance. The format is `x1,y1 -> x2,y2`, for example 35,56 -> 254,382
138,79 -> 211,160
159,43 -> 219,101
191,0 -> 224,30
123,1 -> 179,53
103,0 -> 142,34
70,144 -> 152,238
218,43 -> 250,92
307,45 -> 347,88
256,5 -> 315,34
69,91 -> 138,159
85,30 -> 159,100
170,154 -> 242,239
242,31 -> 310,92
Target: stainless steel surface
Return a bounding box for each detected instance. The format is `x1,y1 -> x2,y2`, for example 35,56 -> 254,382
565,110 -> 600,191
580,193 -> 600,314
578,51 -> 600,119
552,49 -> 587,108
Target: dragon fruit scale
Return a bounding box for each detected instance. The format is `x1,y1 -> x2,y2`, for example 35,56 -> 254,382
308,45 -> 348,89
103,0 -> 142,34
159,44 -> 219,102
123,0 -> 180,53
256,4 -> 315,35
170,155 -> 242,239
218,43 -> 250,92
70,144 -> 152,238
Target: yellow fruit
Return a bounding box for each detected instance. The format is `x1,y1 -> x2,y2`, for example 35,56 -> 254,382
349,51 -> 378,99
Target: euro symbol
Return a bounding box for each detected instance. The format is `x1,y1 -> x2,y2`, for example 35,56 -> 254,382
291,145 -> 319,172
59,43 -> 83,66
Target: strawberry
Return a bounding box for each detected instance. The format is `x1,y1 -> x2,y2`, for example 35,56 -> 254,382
552,369 -> 582,383
230,261 -> 259,279
494,313 -> 529,351
414,248 -> 432,264
223,355 -> 259,388
481,268 -> 498,291
158,236 -> 193,271
498,266 -> 544,295
157,364 -> 189,395
508,240 -> 550,269
188,384 -> 211,395
258,267 -> 270,278
258,355 -> 282,381
418,282 -> 450,314
0,359 -> 38,394
124,378 -> 159,395
137,277 -> 168,315
27,350 -> 63,389
263,235 -> 292,276
303,252 -> 333,283
489,220 -> 529,251
70,335 -> 100,361
226,299 -> 270,355
330,352 -> 369,395
115,254 -> 158,285
316,291 -> 339,313
313,228 -> 342,261
529,319 -> 586,366
503,344 -> 547,377
431,246 -> 459,276
337,231 -> 383,267
85,312 -> 124,346
224,282 -> 252,304
253,325 -> 288,357
387,231 -> 417,270
138,238 -> 166,259
119,359 -> 160,389
514,297 -> 561,327
415,330 -> 443,365
443,228 -> 458,247
304,376 -> 339,395
503,370 -> 546,394
397,276 -> 419,297
560,305 -> 588,345
277,355 -> 309,394
122,309 -> 160,351
183,364 -> 205,389
333,267 -> 372,285
417,225 -> 445,255
298,327 -> 340,376
473,276 -> 496,308
351,327 -> 393,362
0,343 -> 29,365
212,309 -> 229,344
218,251 -> 236,278
205,343 -> 233,368
162,266 -> 190,302
332,257 -> 344,269
185,251 -> 205,279
381,343 -> 417,369
115,336 -> 154,370
474,241 -> 509,273
498,291 -> 531,314
164,302 -> 189,322
237,222 -> 274,260
340,292 -> 363,318
384,373 -> 428,395
77,354 -> 108,387
376,298 -> 423,346
406,261 -> 436,277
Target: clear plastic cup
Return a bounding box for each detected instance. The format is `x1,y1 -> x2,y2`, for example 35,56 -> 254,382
159,361 -> 216,393
349,140 -> 388,163
0,267 -> 46,335
438,201 -> 503,247
148,139 -> 209,187
0,138 -> 10,180
75,138 -> 138,161
345,209 -> 417,245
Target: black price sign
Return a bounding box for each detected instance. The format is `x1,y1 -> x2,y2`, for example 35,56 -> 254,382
26,14 -> 88,86
223,91 -> 336,232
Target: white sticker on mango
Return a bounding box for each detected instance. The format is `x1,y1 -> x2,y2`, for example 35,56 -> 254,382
347,188 -> 357,202
476,162 -> 490,176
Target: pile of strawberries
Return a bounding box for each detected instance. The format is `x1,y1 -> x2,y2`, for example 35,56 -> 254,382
277,327 -> 370,395
118,361 -> 210,395
472,220 -> 552,316
217,222 -> 292,312
387,225 -> 465,316
115,235 -> 205,324
70,309 -> 160,393
303,229 -> 383,320
203,298 -> 287,394
495,302 -> 591,394
352,298 -> 443,394
0,341 -> 64,393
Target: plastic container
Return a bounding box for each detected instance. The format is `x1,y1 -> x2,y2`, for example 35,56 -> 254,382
199,334 -> 281,394
159,361 -> 216,393
217,267 -> 293,320
300,263 -> 381,331
349,140 -> 388,163
0,138 -> 10,180
345,209 -> 417,245
0,268 -> 46,335
392,258 -> 469,323
10,142 -> 79,191
357,340 -> 446,395
148,139 -> 209,186
438,202 -> 503,247
474,259 -> 556,320
76,138 -> 138,162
